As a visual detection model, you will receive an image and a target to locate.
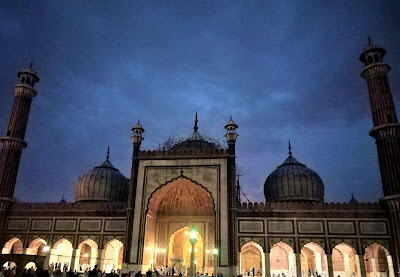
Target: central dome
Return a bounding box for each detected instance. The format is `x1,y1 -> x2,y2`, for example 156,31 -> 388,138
169,112 -> 221,151
264,145 -> 324,202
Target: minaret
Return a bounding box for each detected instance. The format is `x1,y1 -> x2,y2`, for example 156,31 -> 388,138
0,64 -> 39,200
360,39 -> 400,275
224,116 -> 238,276
124,121 -> 144,264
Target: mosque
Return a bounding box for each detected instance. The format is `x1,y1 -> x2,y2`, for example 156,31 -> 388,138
0,40 -> 399,277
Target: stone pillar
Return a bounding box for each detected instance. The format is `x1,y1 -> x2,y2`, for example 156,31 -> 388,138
265,252 -> 270,277
296,253 -> 302,277
97,249 -> 103,270
44,252 -> 51,270
387,255 -> 395,277
355,255 -> 363,277
343,254 -> 350,276
315,253 -> 322,275
326,254 -> 334,277
371,258 -> 377,277
71,248 -> 78,271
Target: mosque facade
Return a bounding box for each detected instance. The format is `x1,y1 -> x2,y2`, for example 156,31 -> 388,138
0,41 -> 399,277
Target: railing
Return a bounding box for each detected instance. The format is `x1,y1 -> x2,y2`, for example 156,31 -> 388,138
237,201 -> 381,210
10,201 -> 126,211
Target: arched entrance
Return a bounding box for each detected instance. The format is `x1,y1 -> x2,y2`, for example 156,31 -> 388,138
3,261 -> 17,270
167,226 -> 204,275
270,242 -> 295,277
365,243 -> 395,277
240,241 -> 265,277
49,238 -> 73,271
143,176 -> 215,274
101,239 -> 123,273
26,238 -> 48,255
2,237 -> 23,254
75,239 -> 98,272
25,262 -> 37,271
300,242 -> 327,277
332,243 -> 359,277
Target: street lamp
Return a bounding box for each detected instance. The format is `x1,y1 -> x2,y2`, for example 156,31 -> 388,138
189,226 -> 198,277
213,249 -> 218,277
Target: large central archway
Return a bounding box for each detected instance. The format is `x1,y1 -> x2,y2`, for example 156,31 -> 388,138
143,176 -> 215,274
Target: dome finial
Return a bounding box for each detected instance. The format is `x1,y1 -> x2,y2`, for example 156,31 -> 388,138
288,140 -> 292,156
30,61 -> 33,68
106,146 -> 110,161
368,35 -> 372,44
194,111 -> 198,132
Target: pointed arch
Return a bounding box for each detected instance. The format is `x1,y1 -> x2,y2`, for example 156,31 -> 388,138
26,238 -> 48,255
3,261 -> 17,269
2,237 -> 23,254
240,241 -> 265,277
332,242 -> 359,277
147,175 -> 215,216
24,262 -> 37,271
270,241 -> 296,277
364,243 -> 394,277
301,242 -> 327,277
49,238 -> 73,271
101,239 -> 123,273
76,238 -> 98,272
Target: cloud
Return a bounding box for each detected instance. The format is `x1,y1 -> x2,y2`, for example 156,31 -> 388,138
1,0 -> 399,203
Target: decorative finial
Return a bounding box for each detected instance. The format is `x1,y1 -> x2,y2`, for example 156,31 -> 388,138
230,115 -> 232,120
351,193 -> 354,199
194,111 -> 198,132
30,61 -> 33,68
368,36 -> 371,44
288,140 -> 292,156
106,146 -> 110,161
180,170 -> 183,176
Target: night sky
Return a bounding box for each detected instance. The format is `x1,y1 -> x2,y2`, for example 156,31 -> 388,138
1,1 -> 400,203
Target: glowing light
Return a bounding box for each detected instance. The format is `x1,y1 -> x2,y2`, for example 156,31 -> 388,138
194,261 -> 197,264
43,246 -> 50,252
83,254 -> 89,258
150,260 -> 153,264
188,248 -> 192,253
195,248 -> 198,253
156,248 -> 160,253
206,250 -> 210,254
184,231 -> 189,235
213,249 -> 218,255
162,249 -> 166,253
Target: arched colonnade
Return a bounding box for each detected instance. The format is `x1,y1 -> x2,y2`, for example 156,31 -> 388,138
239,241 -> 395,277
1,237 -> 124,273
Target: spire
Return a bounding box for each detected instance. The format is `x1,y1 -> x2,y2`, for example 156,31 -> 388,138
29,61 -> 33,68
288,140 -> 292,156
194,111 -> 198,132
106,146 -> 110,161
368,36 -> 371,44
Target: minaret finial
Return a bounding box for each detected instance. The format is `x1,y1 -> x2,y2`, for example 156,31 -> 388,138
106,146 -> 110,161
368,36 -> 371,44
29,61 -> 33,68
194,111 -> 198,132
288,140 -> 292,156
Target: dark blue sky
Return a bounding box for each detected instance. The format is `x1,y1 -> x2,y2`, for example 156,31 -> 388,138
1,1 -> 400,203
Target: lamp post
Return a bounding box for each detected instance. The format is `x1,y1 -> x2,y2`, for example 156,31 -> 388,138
189,226 -> 198,277
213,249 -> 218,277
